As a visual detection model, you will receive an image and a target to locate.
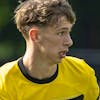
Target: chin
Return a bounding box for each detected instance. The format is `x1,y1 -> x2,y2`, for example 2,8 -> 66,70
54,57 -> 63,64
50,55 -> 63,64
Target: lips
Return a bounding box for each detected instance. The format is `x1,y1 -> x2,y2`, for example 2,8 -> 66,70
59,50 -> 67,58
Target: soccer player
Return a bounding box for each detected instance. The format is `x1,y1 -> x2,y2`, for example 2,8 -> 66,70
0,0 -> 99,99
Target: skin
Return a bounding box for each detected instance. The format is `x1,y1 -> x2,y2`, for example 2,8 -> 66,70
23,16 -> 73,79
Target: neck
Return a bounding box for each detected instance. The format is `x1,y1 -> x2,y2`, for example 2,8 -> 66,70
23,48 -> 57,79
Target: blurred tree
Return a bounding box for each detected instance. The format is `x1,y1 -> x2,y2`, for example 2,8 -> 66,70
0,0 -> 25,65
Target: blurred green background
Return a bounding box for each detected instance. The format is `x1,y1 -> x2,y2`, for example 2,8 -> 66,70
0,0 -> 100,65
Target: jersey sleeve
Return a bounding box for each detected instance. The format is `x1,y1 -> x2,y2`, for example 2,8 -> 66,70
0,92 -> 10,100
82,60 -> 100,100
0,72 -> 10,100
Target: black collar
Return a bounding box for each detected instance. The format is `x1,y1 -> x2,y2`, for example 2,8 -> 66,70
18,58 -> 58,84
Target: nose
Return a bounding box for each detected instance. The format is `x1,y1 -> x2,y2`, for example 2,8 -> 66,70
63,34 -> 73,47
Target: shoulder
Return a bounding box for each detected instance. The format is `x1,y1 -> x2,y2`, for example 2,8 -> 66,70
0,60 -> 18,74
60,56 -> 97,84
63,56 -> 89,65
61,56 -> 94,73
0,59 -> 19,92
60,56 -> 99,98
0,60 -> 18,99
0,59 -> 20,85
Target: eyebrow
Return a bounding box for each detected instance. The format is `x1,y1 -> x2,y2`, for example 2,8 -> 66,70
60,27 -> 69,30
58,27 -> 71,32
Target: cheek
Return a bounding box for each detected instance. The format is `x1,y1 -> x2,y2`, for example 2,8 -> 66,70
47,40 -> 60,49
41,34 -> 62,50
43,37 -> 57,47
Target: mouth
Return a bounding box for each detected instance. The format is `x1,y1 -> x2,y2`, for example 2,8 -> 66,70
59,50 -> 68,58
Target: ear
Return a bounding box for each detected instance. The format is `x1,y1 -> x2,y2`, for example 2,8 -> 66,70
29,27 -> 38,41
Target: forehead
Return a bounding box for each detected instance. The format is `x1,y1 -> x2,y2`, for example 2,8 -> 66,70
53,16 -> 73,31
39,16 -> 73,34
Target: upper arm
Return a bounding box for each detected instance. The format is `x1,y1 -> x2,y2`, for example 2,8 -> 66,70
0,73 -> 10,100
84,63 -> 99,100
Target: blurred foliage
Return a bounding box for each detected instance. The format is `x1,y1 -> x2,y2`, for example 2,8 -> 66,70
0,7 -> 11,29
0,0 -> 25,65
0,0 -> 17,29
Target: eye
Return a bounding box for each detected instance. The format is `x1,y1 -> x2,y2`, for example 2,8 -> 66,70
57,31 -> 65,36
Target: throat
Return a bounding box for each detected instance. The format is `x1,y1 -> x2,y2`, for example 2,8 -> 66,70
18,58 -> 58,83
25,63 -> 58,80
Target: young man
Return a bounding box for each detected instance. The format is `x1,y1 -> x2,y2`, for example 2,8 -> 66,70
0,0 -> 99,99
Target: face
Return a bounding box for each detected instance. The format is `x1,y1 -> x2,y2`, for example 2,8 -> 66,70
38,16 -> 73,64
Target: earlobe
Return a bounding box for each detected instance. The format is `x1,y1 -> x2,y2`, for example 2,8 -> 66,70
29,28 -> 38,41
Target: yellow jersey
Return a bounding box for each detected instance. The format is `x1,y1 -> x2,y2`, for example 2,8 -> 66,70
0,56 -> 99,100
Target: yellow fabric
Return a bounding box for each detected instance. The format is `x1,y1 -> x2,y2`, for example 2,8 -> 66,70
0,56 -> 99,100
